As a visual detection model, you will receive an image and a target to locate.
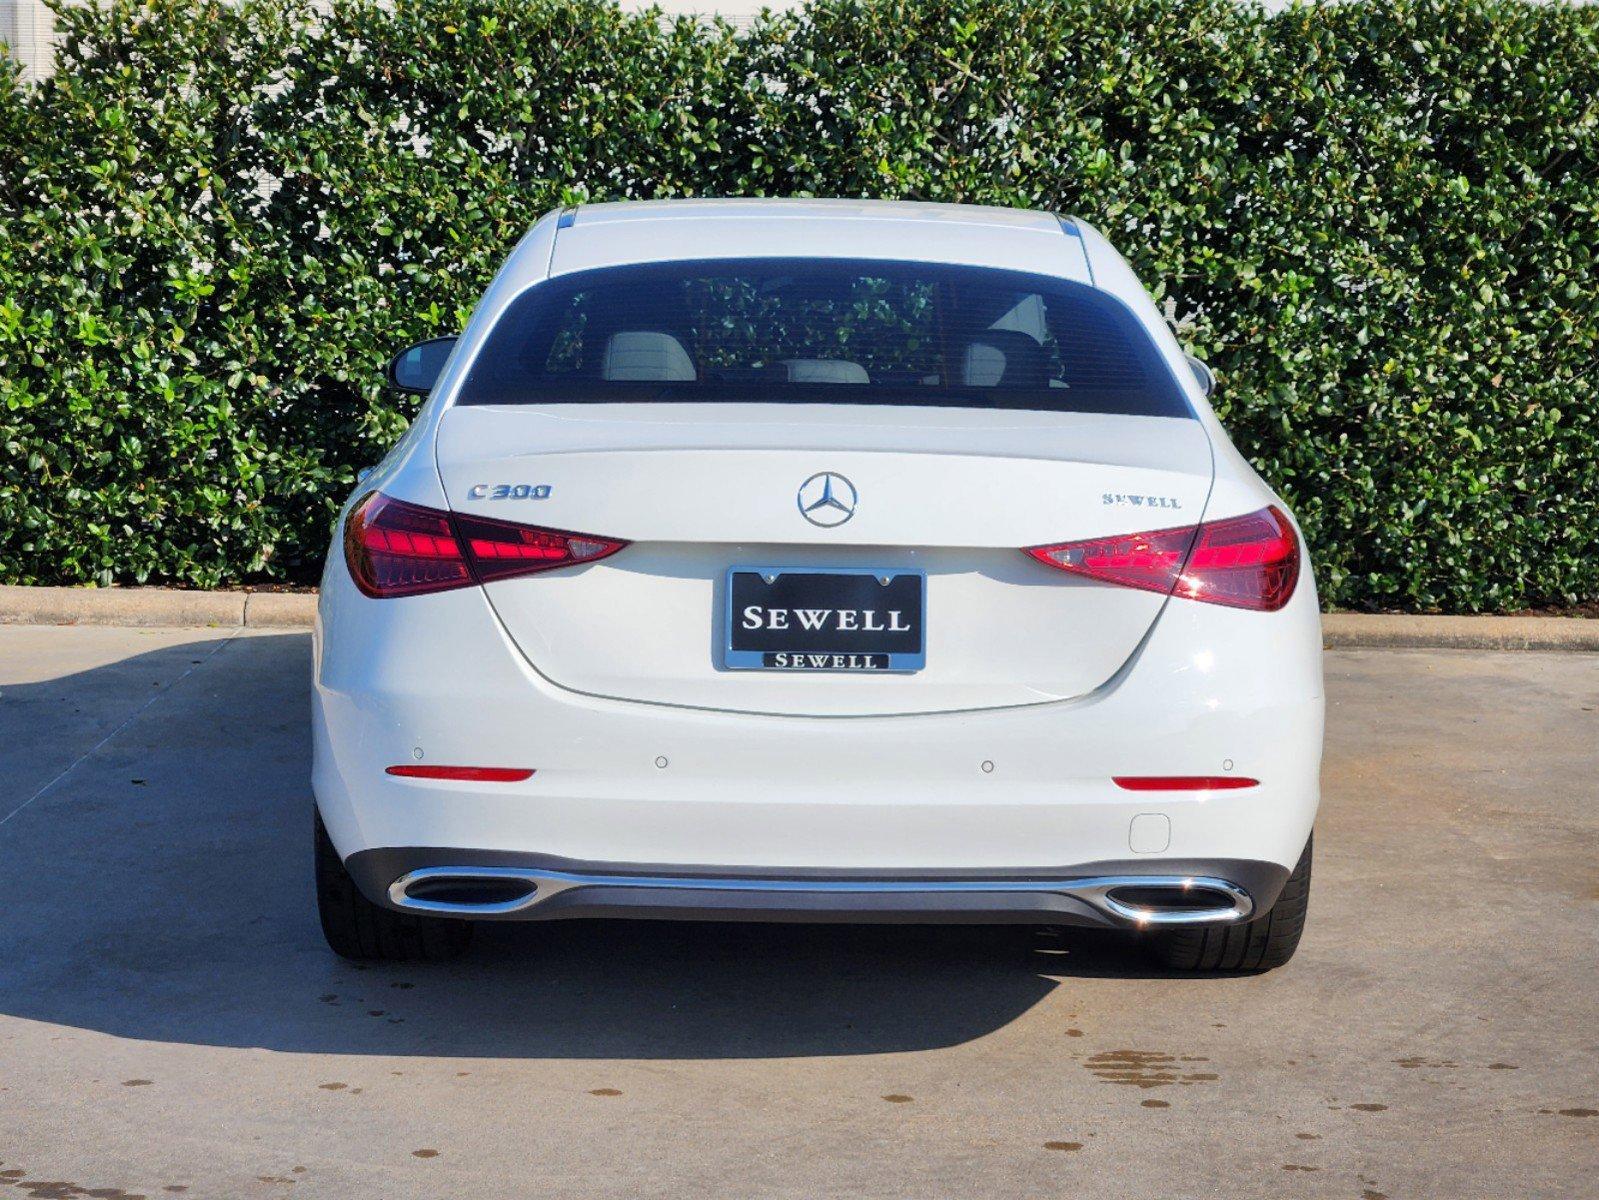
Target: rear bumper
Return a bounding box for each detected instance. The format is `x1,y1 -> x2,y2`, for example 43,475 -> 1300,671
312,551 -> 1324,898
348,847 -> 1290,928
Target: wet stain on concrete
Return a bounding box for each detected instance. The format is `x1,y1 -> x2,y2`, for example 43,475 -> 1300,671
1084,1050 -> 1216,1088
1065,1029 -> 1084,1038
0,1163 -> 150,1198
1043,1142 -> 1082,1152
1557,1108 -> 1597,1117
882,1095 -> 914,1104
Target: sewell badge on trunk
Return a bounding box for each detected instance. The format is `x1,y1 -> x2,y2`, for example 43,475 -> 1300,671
724,568 -> 926,672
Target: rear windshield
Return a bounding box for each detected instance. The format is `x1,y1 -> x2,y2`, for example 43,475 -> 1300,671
456,258 -> 1192,418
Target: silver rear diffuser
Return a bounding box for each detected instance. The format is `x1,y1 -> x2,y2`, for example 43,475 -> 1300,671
387,866 -> 1254,927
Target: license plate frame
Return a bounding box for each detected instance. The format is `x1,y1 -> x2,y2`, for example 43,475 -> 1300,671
723,567 -> 927,673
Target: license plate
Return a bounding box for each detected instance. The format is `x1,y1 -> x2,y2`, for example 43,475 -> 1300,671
724,568 -> 926,672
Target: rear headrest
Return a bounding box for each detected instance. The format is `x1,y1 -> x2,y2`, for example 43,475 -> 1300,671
961,342 -> 1007,388
961,330 -> 1049,388
602,331 -> 696,381
780,359 -> 869,384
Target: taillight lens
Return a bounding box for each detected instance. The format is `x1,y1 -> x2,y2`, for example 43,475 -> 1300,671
452,510 -> 627,583
344,493 -> 472,598
1025,505 -> 1300,612
344,492 -> 626,599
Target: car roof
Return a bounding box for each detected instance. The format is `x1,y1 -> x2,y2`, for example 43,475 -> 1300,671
542,198 -> 1094,283
568,197 -> 1064,230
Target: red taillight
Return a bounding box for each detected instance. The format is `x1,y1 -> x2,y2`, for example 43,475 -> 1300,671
345,492 -> 627,599
1178,506 -> 1301,611
452,511 -> 627,583
386,765 -> 534,782
1113,776 -> 1260,791
1025,505 -> 1300,612
345,493 -> 472,598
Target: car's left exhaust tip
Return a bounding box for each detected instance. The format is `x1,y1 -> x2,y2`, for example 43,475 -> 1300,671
388,867 -> 545,915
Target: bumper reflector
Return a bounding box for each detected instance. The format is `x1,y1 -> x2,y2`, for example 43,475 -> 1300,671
1113,776 -> 1259,791
385,765 -> 535,782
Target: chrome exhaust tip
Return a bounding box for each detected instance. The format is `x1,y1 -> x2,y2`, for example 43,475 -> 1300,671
389,867 -> 546,915
1080,877 -> 1254,926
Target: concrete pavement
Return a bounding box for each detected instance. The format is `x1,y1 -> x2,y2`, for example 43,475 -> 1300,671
0,625 -> 1594,1198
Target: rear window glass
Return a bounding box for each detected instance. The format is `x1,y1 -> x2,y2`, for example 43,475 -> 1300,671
456,258 -> 1192,418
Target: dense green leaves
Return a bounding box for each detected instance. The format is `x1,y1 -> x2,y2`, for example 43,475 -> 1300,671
2,0 -> 1596,609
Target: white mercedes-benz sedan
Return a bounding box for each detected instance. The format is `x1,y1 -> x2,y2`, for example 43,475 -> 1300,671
312,199 -> 1322,971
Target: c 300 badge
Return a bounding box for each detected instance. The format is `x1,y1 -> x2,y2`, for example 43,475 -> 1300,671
468,484 -> 552,501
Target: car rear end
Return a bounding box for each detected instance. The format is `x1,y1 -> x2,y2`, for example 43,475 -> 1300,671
311,201 -> 1323,964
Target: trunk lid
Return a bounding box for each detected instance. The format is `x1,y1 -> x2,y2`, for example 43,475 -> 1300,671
435,404 -> 1213,716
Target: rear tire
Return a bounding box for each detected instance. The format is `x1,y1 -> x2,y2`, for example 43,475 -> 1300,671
314,809 -> 473,961
1150,835 -> 1312,973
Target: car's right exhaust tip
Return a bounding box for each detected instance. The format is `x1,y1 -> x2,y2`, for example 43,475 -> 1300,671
1088,878 -> 1254,926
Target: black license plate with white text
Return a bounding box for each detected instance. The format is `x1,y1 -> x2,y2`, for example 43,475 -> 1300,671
723,568 -> 926,672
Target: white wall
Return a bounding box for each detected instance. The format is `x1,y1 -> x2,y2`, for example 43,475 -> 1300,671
1,0 -> 55,83
636,0 -> 770,25
0,0 -> 780,80
4,0 -> 1312,83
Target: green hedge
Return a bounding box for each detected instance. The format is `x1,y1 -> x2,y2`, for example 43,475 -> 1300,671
2,0 -> 1596,611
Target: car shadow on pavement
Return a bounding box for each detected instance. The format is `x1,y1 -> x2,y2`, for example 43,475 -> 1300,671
0,631 -> 1190,1061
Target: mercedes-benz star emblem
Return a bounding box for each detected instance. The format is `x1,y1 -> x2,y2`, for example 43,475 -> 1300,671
797,472 -> 858,527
